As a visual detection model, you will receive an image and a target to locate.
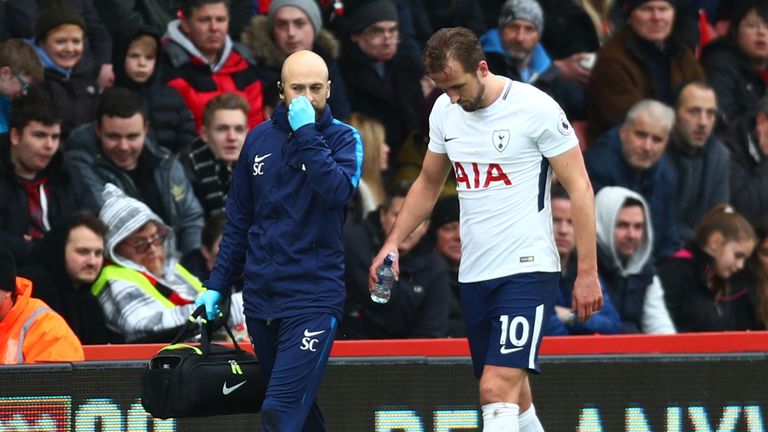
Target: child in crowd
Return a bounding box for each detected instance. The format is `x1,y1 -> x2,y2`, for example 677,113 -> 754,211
32,0 -> 99,138
0,40 -> 43,133
113,25 -> 196,153
657,205 -> 761,332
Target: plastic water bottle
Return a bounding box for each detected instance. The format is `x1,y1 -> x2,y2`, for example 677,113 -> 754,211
371,253 -> 397,304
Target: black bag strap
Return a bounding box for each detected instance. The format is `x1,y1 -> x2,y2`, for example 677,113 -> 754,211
170,305 -> 247,354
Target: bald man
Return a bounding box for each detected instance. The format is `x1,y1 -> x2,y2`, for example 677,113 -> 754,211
196,50 -> 363,431
280,50 -> 332,119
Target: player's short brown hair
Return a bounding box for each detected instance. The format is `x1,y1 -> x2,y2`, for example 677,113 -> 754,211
423,27 -> 485,77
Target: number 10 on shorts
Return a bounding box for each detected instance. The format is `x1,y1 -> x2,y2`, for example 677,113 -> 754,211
498,304 -> 544,359
499,315 -> 530,353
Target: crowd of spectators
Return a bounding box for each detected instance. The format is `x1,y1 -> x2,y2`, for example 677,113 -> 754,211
2,0 -> 768,362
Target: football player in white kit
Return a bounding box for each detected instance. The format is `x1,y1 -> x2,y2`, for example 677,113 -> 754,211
369,27 -> 603,432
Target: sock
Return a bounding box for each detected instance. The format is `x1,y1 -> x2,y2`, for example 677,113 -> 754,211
518,404 -> 545,432
482,402 -> 520,432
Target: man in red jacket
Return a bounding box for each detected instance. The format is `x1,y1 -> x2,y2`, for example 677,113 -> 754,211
160,0 -> 268,130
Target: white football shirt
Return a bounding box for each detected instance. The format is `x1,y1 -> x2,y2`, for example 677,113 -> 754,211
428,79 -> 578,283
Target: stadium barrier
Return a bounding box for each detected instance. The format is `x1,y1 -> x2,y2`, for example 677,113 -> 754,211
2,332 -> 767,431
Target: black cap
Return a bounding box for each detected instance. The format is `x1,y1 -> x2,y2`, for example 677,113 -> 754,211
36,0 -> 87,43
345,0 -> 398,33
431,195 -> 460,231
623,0 -> 675,18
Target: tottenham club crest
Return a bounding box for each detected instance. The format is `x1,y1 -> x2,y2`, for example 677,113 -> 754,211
492,129 -> 510,153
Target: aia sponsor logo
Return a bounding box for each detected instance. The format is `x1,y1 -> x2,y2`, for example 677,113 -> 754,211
453,162 -> 512,190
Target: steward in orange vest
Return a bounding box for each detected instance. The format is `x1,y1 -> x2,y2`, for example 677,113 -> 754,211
0,247 -> 84,364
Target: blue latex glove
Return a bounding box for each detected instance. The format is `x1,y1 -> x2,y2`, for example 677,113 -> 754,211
194,290 -> 222,321
288,96 -> 315,131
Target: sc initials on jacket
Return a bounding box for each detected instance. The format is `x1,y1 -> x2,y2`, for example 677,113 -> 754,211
453,162 -> 512,190
252,153 -> 273,176
300,329 -> 326,352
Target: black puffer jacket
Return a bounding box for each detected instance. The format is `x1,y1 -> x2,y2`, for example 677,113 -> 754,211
701,36 -> 765,130
0,135 -> 96,264
38,58 -> 99,140
113,25 -> 196,153
721,115 -> 768,223
657,242 -> 761,332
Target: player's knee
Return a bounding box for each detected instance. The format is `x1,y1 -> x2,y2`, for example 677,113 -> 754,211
479,366 -> 527,403
479,381 -> 504,402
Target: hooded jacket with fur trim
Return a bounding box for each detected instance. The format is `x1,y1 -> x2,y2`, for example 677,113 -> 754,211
240,15 -> 351,120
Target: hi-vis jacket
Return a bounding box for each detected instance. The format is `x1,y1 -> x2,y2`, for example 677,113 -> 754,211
206,103 -> 363,321
0,277 -> 84,364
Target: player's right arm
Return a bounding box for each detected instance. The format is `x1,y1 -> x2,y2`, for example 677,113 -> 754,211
549,146 -> 602,322
368,150 -> 452,291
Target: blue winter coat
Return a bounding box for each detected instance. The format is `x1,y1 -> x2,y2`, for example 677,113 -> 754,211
545,256 -> 622,336
585,127 -> 680,261
206,103 -> 363,321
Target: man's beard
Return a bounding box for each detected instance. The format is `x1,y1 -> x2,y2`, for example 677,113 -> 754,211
506,47 -> 532,63
458,82 -> 486,112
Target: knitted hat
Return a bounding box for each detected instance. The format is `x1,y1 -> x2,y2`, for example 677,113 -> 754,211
0,247 -> 16,293
269,0 -> 323,36
431,195 -> 460,231
35,0 -> 87,42
98,184 -> 172,264
498,0 -> 544,33
346,0 -> 398,34
623,0 -> 675,18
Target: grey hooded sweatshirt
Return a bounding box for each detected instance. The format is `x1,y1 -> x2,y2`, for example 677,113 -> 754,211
595,186 -> 676,334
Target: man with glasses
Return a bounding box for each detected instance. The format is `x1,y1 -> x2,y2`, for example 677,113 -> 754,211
0,39 -> 44,133
0,88 -> 95,265
93,184 -> 244,342
65,87 -> 204,254
338,0 -> 424,157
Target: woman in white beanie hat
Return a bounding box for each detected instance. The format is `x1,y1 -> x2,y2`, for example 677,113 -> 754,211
93,184 -> 244,342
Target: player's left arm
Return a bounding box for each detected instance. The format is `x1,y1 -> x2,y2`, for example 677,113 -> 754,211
549,146 -> 603,322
